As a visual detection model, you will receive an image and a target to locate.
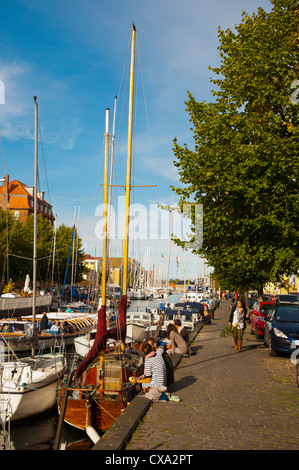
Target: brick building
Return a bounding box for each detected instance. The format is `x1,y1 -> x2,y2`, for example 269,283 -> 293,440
0,173 -> 55,225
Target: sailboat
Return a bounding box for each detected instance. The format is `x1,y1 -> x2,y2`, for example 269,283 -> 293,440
57,24 -> 144,440
0,97 -> 67,426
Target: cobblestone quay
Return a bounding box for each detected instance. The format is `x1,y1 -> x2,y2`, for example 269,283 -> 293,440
125,301 -> 299,451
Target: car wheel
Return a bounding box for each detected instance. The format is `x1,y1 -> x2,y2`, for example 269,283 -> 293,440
268,337 -> 277,357
250,325 -> 254,335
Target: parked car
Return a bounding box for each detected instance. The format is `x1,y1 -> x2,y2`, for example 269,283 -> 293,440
264,302 -> 299,356
276,294 -> 298,303
250,301 -> 275,339
247,298 -> 258,322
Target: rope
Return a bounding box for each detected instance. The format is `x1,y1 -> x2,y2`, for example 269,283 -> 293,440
93,398 -> 120,420
18,383 -> 63,392
38,121 -> 51,206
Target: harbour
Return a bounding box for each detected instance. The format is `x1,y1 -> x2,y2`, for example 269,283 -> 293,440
2,295 -> 181,450
6,297 -> 299,452
1,0 -> 298,455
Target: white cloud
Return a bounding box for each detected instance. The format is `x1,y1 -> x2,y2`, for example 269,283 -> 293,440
0,58 -> 83,150
0,61 -> 33,139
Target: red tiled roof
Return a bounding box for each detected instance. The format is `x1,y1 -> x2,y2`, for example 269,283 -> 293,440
0,179 -> 55,220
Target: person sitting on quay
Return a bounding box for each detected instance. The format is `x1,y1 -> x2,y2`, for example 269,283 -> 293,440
173,319 -> 192,356
147,337 -> 174,388
198,309 -> 212,325
127,341 -> 167,403
166,323 -> 188,357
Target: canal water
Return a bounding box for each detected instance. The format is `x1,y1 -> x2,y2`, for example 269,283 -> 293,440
6,294 -> 180,450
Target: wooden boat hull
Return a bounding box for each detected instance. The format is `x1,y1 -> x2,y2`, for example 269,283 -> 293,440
57,350 -> 144,433
58,390 -> 125,432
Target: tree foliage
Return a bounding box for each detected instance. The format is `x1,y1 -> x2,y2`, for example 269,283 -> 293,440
0,209 -> 87,290
171,0 -> 299,293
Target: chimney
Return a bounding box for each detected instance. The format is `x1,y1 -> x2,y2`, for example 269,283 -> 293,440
1,173 -> 9,210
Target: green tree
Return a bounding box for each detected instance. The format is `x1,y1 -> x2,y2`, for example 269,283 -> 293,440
0,208 -> 31,287
55,224 -> 87,286
0,209 -> 87,290
171,0 -> 299,294
0,211 -> 54,288
22,214 -> 54,287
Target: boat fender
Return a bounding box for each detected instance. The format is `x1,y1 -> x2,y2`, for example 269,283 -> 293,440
86,426 -> 101,444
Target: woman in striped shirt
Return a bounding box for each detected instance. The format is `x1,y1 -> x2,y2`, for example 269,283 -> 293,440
141,342 -> 167,391
126,342 -> 167,403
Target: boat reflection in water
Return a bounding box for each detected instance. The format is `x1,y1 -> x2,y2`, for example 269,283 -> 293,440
8,406 -> 87,450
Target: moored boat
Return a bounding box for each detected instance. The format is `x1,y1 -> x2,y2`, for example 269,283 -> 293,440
56,25 -> 146,442
0,292 -> 52,319
126,310 -> 155,341
57,344 -> 143,433
0,97 -> 68,426
0,351 -> 67,422
0,312 -> 97,354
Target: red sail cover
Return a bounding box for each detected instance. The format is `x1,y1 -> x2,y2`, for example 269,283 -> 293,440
106,294 -> 127,342
75,295 -> 127,378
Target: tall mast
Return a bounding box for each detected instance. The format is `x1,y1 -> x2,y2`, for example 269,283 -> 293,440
108,96 -> 117,213
32,96 -> 38,357
101,108 -> 110,306
166,210 -> 173,290
107,96 -> 117,285
122,22 -> 136,296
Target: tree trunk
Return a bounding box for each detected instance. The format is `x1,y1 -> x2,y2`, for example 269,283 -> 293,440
258,285 -> 264,302
245,290 -> 249,310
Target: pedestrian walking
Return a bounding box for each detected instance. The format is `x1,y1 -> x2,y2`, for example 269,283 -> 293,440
228,299 -> 248,352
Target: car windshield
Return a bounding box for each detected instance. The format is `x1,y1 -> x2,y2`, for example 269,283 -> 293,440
260,304 -> 274,315
275,305 -> 299,322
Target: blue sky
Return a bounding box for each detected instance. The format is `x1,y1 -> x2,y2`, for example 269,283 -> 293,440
0,0 -> 272,282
